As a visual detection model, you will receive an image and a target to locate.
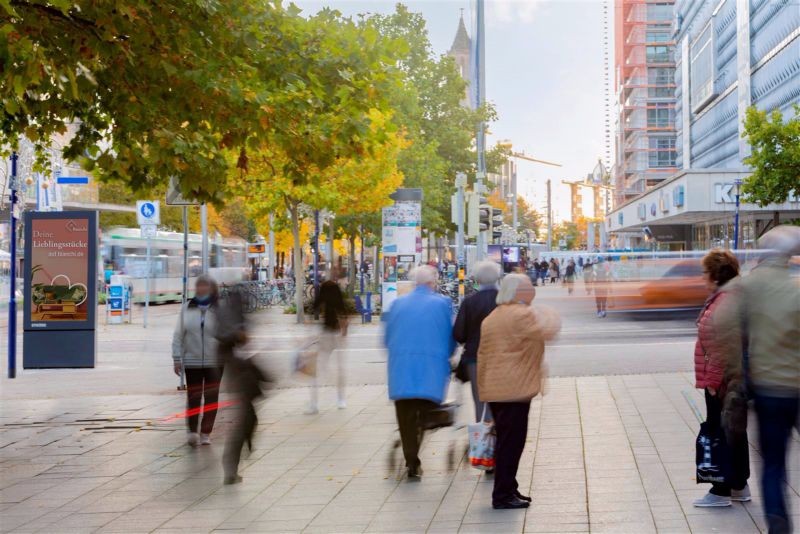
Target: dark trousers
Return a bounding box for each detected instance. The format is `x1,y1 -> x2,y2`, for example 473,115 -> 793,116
753,392 -> 799,534
595,294 -> 607,312
223,400 -> 257,477
704,389 -> 750,496
489,401 -> 531,504
394,399 -> 436,469
185,367 -> 224,434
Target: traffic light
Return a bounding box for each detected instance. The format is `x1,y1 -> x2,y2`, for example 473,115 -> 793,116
478,197 -> 491,235
490,207 -> 503,242
467,192 -> 481,237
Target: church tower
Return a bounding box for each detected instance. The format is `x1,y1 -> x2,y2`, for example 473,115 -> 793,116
447,11 -> 472,108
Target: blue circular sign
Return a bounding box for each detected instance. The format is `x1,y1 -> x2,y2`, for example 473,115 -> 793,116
140,202 -> 156,219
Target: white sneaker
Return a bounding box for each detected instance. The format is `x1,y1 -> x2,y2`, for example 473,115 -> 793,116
693,492 -> 731,507
337,398 -> 347,410
731,485 -> 751,502
200,433 -> 211,445
187,432 -> 200,447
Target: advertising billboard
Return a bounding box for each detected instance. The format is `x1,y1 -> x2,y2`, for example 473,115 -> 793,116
23,211 -> 97,368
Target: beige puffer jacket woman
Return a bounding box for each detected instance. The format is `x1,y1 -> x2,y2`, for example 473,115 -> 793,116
478,303 -> 561,402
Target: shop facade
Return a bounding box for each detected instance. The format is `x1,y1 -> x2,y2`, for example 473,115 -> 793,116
607,169 -> 800,250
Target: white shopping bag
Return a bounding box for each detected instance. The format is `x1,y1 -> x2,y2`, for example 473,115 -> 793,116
468,406 -> 495,470
292,339 -> 318,377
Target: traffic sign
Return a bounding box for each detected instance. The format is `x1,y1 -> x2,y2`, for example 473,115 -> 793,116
56,176 -> 89,184
136,200 -> 160,225
165,176 -> 199,206
140,224 -> 157,238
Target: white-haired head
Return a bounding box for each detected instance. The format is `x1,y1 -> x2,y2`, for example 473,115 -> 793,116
472,261 -> 502,286
413,265 -> 438,288
496,273 -> 535,305
759,225 -> 800,257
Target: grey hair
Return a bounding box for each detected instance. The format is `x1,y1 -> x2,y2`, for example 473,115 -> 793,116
472,261 -> 502,286
413,265 -> 438,287
759,225 -> 800,257
496,273 -> 531,305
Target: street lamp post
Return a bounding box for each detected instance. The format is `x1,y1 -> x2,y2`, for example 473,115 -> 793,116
733,178 -> 742,250
7,152 -> 18,379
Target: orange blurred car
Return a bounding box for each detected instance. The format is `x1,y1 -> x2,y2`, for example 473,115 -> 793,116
608,259 -> 710,313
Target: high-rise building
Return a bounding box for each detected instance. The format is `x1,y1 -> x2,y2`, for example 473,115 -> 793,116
448,12 -> 472,108
614,0 -> 678,206
606,0 -> 800,251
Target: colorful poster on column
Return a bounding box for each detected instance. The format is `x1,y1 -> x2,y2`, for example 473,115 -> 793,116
24,213 -> 97,329
381,191 -> 422,313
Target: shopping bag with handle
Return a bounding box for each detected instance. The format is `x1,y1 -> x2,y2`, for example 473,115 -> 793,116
292,339 -> 318,378
468,406 -> 495,470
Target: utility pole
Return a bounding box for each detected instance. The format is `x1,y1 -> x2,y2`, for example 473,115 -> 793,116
473,0 -> 487,259
546,179 -> 553,251
511,163 -> 518,234
200,203 -> 209,273
7,152 -> 18,379
733,178 -> 742,249
455,173 -> 467,268
313,209 -> 320,320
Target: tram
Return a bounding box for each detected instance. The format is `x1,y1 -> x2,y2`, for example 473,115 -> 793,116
101,227 -> 248,303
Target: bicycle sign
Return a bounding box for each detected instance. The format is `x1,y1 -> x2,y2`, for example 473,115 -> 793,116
136,200 -> 160,225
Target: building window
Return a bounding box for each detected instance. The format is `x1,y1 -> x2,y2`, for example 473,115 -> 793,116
648,67 -> 674,97
648,137 -> 677,167
647,105 -> 673,128
646,45 -> 672,63
646,30 -> 671,43
690,22 -> 716,112
647,3 -> 673,21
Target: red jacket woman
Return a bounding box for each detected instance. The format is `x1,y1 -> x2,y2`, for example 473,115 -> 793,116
694,290 -> 730,393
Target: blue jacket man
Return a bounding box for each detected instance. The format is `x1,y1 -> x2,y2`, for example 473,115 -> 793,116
383,265 -> 454,478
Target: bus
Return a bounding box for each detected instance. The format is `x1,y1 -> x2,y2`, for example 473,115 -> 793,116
101,228 -> 248,303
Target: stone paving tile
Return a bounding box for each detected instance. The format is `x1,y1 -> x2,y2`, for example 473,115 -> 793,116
3,313 -> 798,534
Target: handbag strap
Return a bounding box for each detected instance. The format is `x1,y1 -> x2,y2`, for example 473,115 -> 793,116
480,403 -> 489,423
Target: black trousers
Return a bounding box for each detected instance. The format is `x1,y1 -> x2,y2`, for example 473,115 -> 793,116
223,400 -> 257,477
395,399 -> 436,469
185,367 -> 224,434
705,388 -> 749,496
490,401 -> 531,504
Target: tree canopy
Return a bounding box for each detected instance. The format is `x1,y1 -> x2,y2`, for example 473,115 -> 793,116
741,104 -> 800,206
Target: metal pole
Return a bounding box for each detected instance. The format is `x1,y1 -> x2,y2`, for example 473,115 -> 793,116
546,179 -> 553,251
144,235 -> 151,328
7,152 -> 18,378
359,224 -> 365,294
200,203 -> 209,273
512,161 -> 518,233
473,0 -> 487,259
268,213 -> 275,280
313,209 -> 320,320
178,206 -> 188,390
733,179 -> 741,250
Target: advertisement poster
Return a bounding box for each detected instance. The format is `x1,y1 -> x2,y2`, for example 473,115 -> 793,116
24,212 -> 97,330
383,256 -> 397,282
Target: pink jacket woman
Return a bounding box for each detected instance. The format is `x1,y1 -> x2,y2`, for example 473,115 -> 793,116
694,290 -> 731,393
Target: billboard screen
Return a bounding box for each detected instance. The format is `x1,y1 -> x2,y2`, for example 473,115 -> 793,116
24,212 -> 97,330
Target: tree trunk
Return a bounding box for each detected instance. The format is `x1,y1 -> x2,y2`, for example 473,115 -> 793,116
290,202 -> 304,324
348,236 -> 356,295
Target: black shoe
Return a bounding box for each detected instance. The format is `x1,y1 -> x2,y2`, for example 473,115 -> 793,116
407,466 -> 422,480
515,491 -> 532,502
223,475 -> 243,485
493,497 -> 530,510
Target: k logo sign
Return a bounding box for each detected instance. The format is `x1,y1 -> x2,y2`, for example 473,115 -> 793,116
715,183 -> 735,203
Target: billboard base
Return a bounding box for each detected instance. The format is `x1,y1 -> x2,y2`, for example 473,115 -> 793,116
23,330 -> 96,368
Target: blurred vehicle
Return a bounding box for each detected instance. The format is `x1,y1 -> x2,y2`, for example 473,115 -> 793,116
608,259 -> 708,313
101,228 -> 248,303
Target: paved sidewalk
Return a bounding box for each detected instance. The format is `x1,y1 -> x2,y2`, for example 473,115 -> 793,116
1,305 -> 798,533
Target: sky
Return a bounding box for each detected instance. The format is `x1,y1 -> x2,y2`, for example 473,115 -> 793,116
293,0 -> 612,222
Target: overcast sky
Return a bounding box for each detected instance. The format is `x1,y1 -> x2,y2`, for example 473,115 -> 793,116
293,0 -> 611,222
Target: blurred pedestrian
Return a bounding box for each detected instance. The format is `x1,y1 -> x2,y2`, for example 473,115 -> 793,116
172,275 -> 223,447
565,260 -> 576,295
538,260 -> 548,285
594,258 -> 609,317
724,226 -> 800,533
384,266 -> 454,480
478,274 -> 561,509
548,259 -> 558,284
217,285 -> 269,485
693,250 -> 750,508
583,260 -> 594,295
309,270 -> 348,413
453,261 -> 501,422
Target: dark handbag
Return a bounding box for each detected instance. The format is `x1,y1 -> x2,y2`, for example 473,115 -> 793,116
425,402 -> 458,430
454,358 -> 470,383
695,421 -> 731,484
